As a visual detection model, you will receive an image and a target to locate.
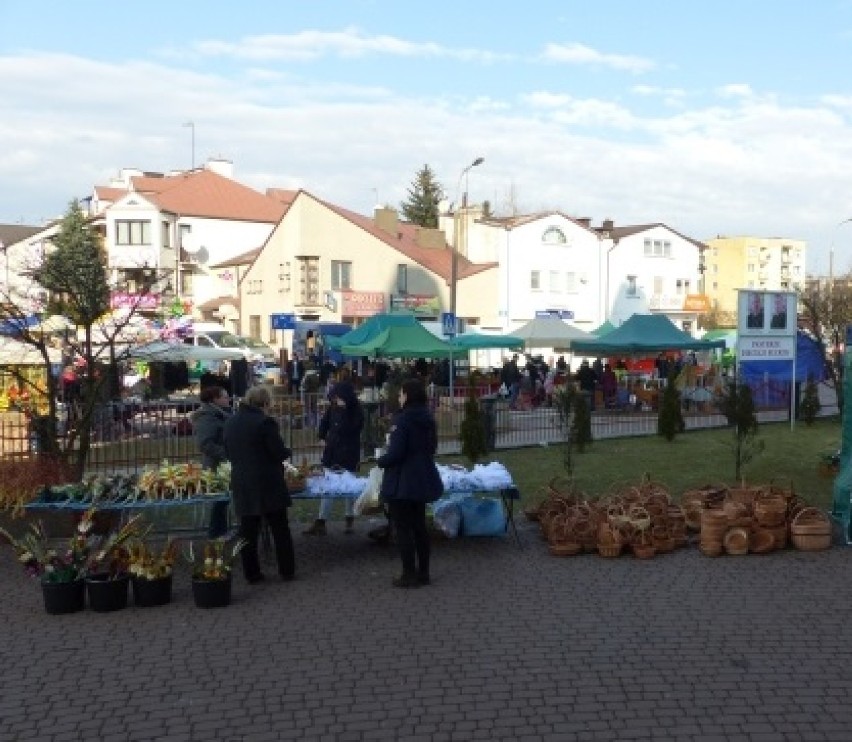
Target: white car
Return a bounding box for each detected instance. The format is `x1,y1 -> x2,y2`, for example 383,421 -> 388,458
237,335 -> 278,363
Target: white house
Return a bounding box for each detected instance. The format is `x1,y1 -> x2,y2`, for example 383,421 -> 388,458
87,160 -> 289,320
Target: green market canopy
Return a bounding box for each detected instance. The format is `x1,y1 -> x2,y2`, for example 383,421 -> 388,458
448,333 -> 524,351
591,320 -> 616,337
570,314 -> 726,355
326,312 -> 418,350
339,323 -> 453,358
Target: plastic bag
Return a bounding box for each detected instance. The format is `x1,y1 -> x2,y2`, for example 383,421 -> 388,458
354,466 -> 384,516
432,497 -> 463,538
459,496 -> 507,536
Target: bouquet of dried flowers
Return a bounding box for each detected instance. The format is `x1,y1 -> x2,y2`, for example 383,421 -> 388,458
0,508 -> 142,583
85,513 -> 146,579
185,538 -> 246,581
127,536 -> 178,581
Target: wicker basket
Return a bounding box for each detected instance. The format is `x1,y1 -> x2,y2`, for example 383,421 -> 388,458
768,524 -> 788,550
631,543 -> 656,559
549,542 -> 583,557
723,526 -> 750,556
750,528 -> 775,554
790,507 -> 832,552
597,542 -> 623,558
699,541 -> 724,557
753,492 -> 787,527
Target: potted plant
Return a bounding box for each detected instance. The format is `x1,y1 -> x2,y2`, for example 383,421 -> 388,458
84,514 -> 145,613
127,536 -> 178,607
0,512 -> 97,614
185,538 -> 246,608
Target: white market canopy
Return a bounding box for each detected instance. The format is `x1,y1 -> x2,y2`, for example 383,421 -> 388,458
508,316 -> 593,349
0,338 -> 62,365
127,341 -> 245,364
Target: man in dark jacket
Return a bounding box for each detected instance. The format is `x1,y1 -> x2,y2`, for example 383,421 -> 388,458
377,378 -> 443,588
191,385 -> 232,537
303,381 -> 364,536
223,385 -> 295,583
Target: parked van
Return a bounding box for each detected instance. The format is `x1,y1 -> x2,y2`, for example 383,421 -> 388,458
183,323 -> 255,361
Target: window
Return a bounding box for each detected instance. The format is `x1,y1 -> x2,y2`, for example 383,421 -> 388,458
530,270 -> 541,290
626,275 -> 637,297
748,246 -> 758,257
683,279 -> 691,292
162,221 -> 171,248
331,260 -> 352,290
115,220 -> 151,246
663,241 -> 671,258
549,270 -> 560,291
249,315 -> 261,339
654,276 -> 664,294
179,271 -> 192,296
748,263 -> 755,273
542,226 -> 567,244
565,272 -> 577,293
396,264 -> 408,294
747,281 -> 754,288
712,281 -> 718,290
179,224 -> 191,245
644,239 -> 652,256
713,265 -> 718,274
653,240 -> 662,256
712,247 -> 718,257
297,257 -> 319,304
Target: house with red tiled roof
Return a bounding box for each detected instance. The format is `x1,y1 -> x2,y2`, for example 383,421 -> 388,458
86,159 -> 289,324
238,191 -> 499,347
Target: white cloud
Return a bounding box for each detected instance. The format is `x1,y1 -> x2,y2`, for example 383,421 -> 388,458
2,48 -> 852,273
716,83 -> 754,98
193,27 -> 510,63
631,84 -> 686,98
541,43 -> 655,73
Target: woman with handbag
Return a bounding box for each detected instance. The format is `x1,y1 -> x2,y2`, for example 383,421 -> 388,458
377,378 -> 443,588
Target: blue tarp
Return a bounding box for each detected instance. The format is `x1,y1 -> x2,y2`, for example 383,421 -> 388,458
0,314 -> 38,336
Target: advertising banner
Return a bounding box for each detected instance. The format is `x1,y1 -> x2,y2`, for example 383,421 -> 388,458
341,291 -> 385,317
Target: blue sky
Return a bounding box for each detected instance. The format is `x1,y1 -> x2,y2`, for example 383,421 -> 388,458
2,0 -> 852,272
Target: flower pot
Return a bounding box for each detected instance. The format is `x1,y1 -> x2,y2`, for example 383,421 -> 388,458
85,573 -> 130,612
192,575 -> 232,608
132,574 -> 173,607
41,579 -> 85,615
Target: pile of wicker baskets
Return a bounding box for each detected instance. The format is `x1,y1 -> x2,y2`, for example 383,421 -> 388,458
532,475 -> 688,559
682,482 -> 832,556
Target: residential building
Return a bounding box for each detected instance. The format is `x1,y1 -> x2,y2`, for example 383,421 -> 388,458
86,159 -> 289,317
0,222 -> 60,313
601,222 -> 707,334
448,209 -> 604,332
239,192 -> 497,348
704,236 -> 806,326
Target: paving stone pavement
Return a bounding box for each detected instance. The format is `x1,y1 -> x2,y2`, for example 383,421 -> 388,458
2,516 -> 852,742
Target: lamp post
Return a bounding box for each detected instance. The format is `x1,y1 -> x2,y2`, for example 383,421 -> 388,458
449,157 -> 484,319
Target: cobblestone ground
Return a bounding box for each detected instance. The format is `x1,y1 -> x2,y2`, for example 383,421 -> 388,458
2,517 -> 852,742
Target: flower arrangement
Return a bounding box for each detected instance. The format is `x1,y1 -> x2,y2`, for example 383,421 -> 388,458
0,508 -> 142,583
127,537 -> 178,581
185,538 -> 246,581
85,513 -> 146,579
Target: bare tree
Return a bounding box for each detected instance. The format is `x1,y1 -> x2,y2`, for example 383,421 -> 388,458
0,200 -> 161,478
798,276 -> 852,412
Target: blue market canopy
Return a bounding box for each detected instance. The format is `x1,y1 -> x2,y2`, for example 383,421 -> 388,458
448,333 -> 524,351
0,314 -> 38,336
570,314 -> 725,355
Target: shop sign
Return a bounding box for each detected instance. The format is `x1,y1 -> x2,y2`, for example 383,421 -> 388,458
110,292 -> 160,311
341,291 -> 384,317
682,294 -> 711,312
389,294 -> 441,314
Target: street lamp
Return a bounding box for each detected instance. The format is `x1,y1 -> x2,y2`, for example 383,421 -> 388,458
449,157 -> 484,320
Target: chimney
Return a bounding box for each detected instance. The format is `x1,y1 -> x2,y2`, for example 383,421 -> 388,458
205,158 -> 234,179
576,217 -> 592,228
414,227 -> 446,250
374,206 -> 399,235
602,218 -> 614,231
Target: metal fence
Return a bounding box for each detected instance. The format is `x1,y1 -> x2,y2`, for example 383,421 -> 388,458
0,383 -> 836,475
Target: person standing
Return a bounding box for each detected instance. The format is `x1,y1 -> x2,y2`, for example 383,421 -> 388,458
191,385 -> 232,537
223,385 -> 295,583
303,381 -> 365,536
377,378 -> 443,588
287,353 -> 305,395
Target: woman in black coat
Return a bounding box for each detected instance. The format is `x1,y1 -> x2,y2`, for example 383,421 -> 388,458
190,385 -> 232,537
304,381 -> 364,536
377,378 -> 443,588
223,385 -> 295,583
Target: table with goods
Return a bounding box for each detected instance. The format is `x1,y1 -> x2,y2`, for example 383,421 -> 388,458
24,460 -> 520,542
